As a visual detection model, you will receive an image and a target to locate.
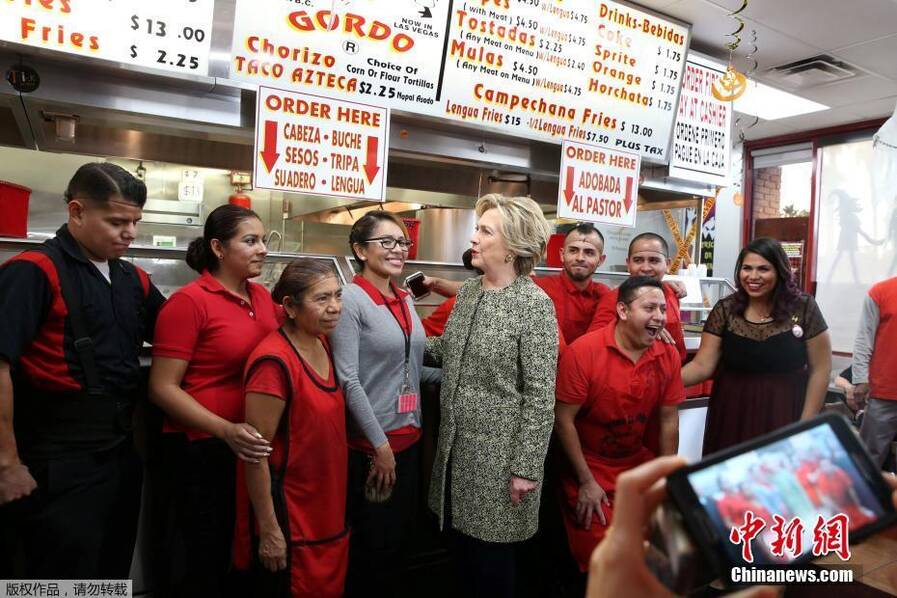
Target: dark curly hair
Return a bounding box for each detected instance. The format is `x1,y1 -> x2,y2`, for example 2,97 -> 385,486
730,237 -> 802,321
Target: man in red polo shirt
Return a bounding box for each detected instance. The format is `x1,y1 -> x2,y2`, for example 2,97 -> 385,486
555,276 -> 684,572
586,232 -> 686,361
853,275 -> 897,469
535,224 -> 609,345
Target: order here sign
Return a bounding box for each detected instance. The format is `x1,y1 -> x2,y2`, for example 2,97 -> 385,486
253,86 -> 389,201
557,140 -> 641,228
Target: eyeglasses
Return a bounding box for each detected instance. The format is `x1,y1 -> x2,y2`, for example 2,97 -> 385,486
362,237 -> 414,251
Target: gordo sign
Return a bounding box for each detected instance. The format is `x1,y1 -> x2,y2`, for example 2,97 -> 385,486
253,86 -> 389,201
557,140 -> 641,228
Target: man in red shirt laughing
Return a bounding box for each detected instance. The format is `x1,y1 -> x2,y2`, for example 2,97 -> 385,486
554,276 -> 684,573
535,223 -> 610,345
587,232 -> 686,361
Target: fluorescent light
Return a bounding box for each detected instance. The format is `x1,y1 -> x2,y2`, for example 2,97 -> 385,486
686,52 -> 829,121
733,80 -> 828,120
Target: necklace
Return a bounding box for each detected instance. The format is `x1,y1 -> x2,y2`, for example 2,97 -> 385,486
748,304 -> 773,323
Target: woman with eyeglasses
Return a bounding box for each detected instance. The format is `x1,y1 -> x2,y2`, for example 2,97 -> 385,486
329,211 -> 426,597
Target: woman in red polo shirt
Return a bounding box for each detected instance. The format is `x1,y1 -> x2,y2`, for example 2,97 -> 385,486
149,204 -> 278,597
235,258 -> 348,597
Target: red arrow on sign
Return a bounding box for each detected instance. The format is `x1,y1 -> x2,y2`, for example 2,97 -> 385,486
563,166 -> 575,205
363,136 -> 381,184
259,120 -> 280,173
623,176 -> 635,213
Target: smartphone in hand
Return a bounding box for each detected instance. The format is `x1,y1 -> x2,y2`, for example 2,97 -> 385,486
666,413 -> 897,584
404,271 -> 430,300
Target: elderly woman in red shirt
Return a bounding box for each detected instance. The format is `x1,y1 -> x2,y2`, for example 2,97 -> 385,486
236,259 -> 348,597
149,205 -> 277,597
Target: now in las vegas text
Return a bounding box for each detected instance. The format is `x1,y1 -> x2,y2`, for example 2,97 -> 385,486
731,567 -> 854,584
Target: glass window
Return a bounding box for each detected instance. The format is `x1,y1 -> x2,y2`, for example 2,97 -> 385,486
814,138 -> 890,352
750,143 -> 814,286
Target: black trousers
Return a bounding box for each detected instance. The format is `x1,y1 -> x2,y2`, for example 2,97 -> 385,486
451,530 -> 518,598
155,435 -> 239,598
0,440 -> 142,579
444,461 -> 518,598
344,443 -> 420,598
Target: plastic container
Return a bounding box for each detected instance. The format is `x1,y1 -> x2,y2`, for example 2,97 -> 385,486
0,181 -> 31,238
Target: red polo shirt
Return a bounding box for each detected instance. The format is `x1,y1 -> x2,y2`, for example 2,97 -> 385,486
422,296 -> 456,337
349,274 -> 421,453
556,323 -> 684,460
534,272 -> 609,344
869,277 -> 897,400
586,283 -> 686,361
556,323 -> 684,571
153,271 -> 280,440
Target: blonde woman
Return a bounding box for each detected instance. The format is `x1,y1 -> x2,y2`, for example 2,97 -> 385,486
426,194 -> 558,597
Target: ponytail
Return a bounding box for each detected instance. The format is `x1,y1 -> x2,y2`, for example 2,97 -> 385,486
186,204 -> 260,273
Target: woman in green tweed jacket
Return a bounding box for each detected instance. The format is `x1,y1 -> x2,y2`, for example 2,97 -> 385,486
426,194 -> 558,597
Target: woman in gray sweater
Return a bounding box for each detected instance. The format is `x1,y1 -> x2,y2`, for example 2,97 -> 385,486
329,211 -> 425,597
426,194 -> 558,597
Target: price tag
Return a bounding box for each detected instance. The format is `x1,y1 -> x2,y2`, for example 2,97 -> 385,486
178,169 -> 204,202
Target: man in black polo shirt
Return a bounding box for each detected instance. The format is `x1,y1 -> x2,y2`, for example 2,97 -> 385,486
0,162 -> 165,579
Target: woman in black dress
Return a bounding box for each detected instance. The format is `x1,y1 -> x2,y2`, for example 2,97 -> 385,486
682,237 -> 831,455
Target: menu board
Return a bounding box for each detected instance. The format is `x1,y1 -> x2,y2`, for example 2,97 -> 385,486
0,0 -> 215,76
229,0 -> 690,162
230,0 -> 450,111
668,54 -> 732,185
440,1 -> 689,161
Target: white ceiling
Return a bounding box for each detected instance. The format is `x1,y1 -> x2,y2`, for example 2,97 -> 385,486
637,0 -> 897,140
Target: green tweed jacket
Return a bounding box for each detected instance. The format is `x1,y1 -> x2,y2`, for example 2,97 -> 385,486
426,275 -> 558,543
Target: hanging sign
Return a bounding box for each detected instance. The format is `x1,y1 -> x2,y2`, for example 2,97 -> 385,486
229,0 -> 689,162
0,0 -> 215,76
668,55 -> 732,185
439,0 -> 690,161
230,0 -> 450,111
557,139 -> 641,228
253,86 -> 389,202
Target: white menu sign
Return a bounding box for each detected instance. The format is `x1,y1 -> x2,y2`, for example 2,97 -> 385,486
228,1 -> 689,163
253,86 -> 389,202
438,0 -> 689,161
558,139 -> 641,228
0,0 -> 215,76
230,0 -> 450,111
668,54 -> 732,185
